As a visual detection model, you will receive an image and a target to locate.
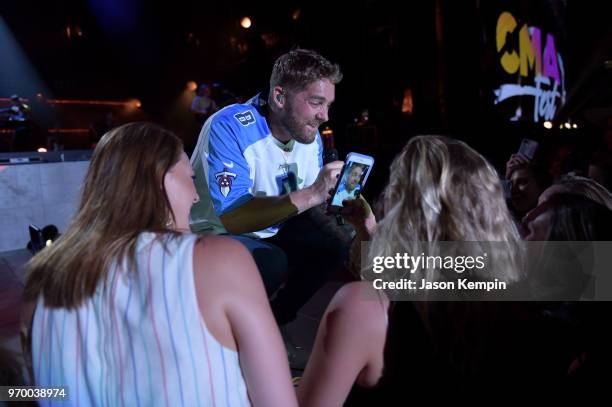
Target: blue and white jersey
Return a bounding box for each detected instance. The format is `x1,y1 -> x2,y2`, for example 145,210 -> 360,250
189,94 -> 323,238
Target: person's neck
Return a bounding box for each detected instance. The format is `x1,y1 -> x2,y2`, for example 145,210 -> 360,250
266,109 -> 292,143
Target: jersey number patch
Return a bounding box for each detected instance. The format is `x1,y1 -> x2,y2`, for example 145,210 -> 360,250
234,111 -> 256,126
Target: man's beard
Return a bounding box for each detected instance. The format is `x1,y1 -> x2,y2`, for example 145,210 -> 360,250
282,103 -> 320,144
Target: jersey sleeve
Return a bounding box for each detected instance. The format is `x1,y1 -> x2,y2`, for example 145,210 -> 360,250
207,118 -> 253,215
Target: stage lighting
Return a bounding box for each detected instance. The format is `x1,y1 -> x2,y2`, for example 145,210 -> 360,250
37,147 -> 47,153
564,122 -> 571,129
240,17 -> 252,29
402,88 -> 414,115
543,121 -> 553,129
186,81 -> 197,92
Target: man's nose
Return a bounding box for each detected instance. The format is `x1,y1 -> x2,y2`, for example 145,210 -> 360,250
316,107 -> 329,122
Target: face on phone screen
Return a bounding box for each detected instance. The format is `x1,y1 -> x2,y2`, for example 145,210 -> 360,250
330,162 -> 369,207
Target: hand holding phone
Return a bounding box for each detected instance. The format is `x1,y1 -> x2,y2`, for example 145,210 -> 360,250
327,152 -> 374,214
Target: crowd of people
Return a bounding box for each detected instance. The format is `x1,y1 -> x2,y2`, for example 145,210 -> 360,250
14,48 -> 612,405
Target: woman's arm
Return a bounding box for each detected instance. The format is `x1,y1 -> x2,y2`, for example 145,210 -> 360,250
194,236 -> 297,407
297,282 -> 389,406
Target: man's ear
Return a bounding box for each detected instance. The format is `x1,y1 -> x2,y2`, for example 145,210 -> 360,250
272,86 -> 285,108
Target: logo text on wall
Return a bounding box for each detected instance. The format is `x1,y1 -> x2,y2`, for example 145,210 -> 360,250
494,11 -> 566,122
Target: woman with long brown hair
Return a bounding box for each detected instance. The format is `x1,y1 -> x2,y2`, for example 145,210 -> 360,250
24,122 -> 296,406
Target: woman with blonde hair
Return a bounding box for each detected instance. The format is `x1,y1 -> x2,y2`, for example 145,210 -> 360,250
298,136 -> 570,405
24,122 -> 296,406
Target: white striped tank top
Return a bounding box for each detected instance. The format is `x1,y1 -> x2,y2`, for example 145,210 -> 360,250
31,232 -> 251,407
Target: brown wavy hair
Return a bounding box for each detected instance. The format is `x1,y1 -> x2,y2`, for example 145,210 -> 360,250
25,122 -> 183,308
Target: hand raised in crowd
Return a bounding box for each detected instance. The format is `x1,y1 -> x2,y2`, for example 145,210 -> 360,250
505,153 -> 531,179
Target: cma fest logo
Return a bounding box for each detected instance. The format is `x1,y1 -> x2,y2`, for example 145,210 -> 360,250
494,11 -> 566,122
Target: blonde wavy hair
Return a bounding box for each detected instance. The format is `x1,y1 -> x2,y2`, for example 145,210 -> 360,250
367,136 -> 523,287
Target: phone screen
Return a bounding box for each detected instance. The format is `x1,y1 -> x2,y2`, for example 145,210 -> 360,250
518,139 -> 538,160
330,161 -> 370,207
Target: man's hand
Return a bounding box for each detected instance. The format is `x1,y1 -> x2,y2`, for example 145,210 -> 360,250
290,161 -> 344,212
309,161 -> 344,204
221,161 -> 344,234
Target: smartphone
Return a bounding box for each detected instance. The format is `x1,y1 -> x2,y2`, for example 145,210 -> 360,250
327,152 -> 374,213
518,138 -> 538,160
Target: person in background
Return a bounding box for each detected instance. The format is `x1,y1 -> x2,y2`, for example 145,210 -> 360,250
190,84 -> 218,124
505,152 -> 551,221
7,94 -> 32,151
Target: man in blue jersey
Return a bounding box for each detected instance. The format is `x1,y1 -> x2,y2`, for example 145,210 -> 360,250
189,50 -> 347,343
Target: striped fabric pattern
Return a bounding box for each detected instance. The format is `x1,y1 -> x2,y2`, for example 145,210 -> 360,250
31,232 -> 251,407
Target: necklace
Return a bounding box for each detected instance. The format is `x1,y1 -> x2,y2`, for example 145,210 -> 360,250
276,139 -> 294,174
